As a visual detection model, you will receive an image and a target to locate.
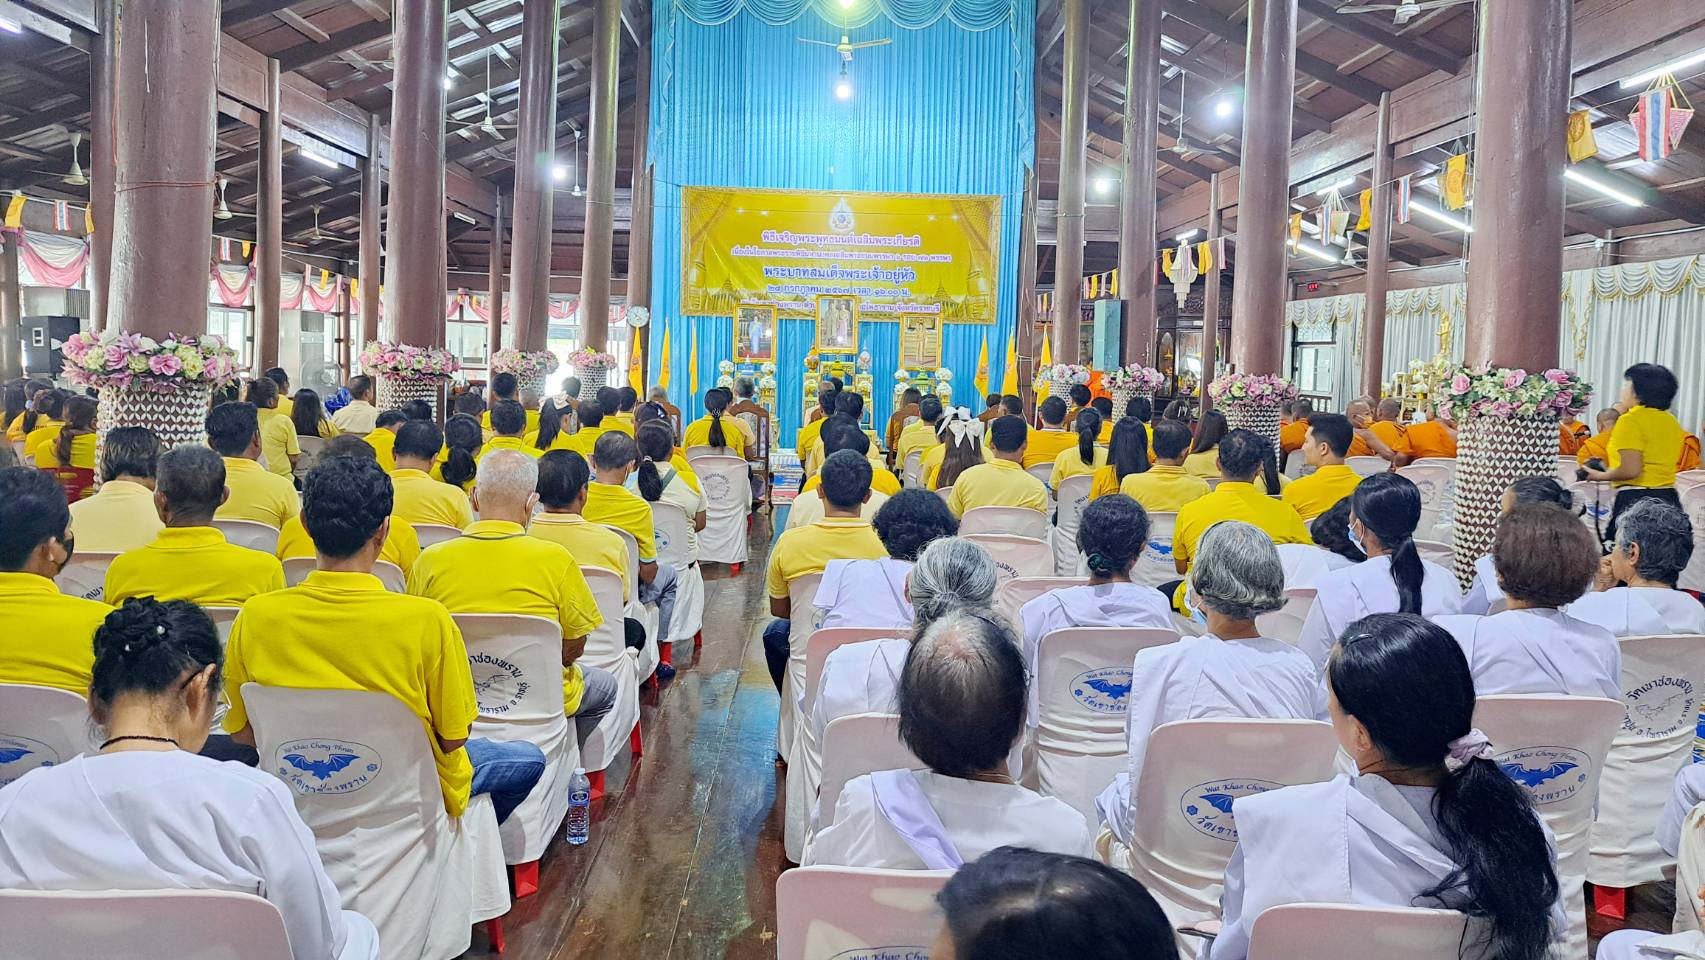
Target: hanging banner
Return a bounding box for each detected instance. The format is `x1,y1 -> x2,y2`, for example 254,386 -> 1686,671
1566,109 -> 1599,163
1356,189 -> 1372,231
679,186 -> 1001,324
2,193 -> 23,228
1288,212 -> 1303,242
1442,154 -> 1469,210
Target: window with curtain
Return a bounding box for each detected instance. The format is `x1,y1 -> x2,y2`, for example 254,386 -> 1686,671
207,306 -> 250,368
1291,322 -> 1335,401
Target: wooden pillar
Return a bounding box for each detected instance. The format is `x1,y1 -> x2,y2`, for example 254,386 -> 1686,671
1359,92 -> 1393,399
0,231 -> 20,380
337,276 -> 352,377
1227,0 -> 1295,375
358,116 -> 382,347
382,0 -> 448,348
509,0 -> 560,354
578,0 -> 622,351
627,38 -> 654,386
1463,0 -> 1569,370
1052,0 -> 1089,364
255,58 -> 284,371
1017,167 -> 1039,412
1200,173 -> 1222,415
108,0 -> 219,339
487,195 -> 506,357
87,0 -> 118,331
1119,0 -> 1160,366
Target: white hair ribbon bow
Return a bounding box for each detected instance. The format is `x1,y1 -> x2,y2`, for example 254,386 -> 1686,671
945,408 -> 984,448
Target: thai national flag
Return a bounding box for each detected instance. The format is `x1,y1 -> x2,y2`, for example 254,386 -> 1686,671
1635,88 -> 1671,161
52,200 -> 70,231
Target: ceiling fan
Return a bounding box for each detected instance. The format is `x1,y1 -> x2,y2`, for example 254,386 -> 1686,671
1334,0 -> 1473,26
796,34 -> 892,63
446,50 -> 515,139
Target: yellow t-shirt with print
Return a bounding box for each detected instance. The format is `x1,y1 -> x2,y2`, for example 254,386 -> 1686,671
765,518 -> 887,598
104,526 -> 285,607
215,457 -> 300,529
1609,404 -> 1685,489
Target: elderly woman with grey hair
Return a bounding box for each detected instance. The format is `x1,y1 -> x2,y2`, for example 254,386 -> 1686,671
1570,497 -> 1705,637
1093,521 -> 1321,918
784,534 -> 1000,862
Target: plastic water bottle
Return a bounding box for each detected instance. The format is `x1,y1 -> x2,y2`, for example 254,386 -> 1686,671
565,767 -> 591,845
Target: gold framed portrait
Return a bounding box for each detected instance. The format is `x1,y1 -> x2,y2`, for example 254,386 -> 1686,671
899,312 -> 942,368
814,294 -> 859,354
734,303 -> 776,362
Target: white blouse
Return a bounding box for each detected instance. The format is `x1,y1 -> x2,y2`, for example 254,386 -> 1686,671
814,557 -> 913,632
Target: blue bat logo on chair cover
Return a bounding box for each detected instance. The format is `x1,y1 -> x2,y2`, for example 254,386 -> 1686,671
1071,668 -> 1134,714
0,746 -> 31,764
283,753 -> 361,781
1499,761 -> 1578,788
0,735 -> 59,788
1181,778 -> 1282,842
1494,746 -> 1590,805
275,739 -> 382,796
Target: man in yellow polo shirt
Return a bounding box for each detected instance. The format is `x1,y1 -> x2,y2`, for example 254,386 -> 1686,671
763,450 -> 887,691
800,421 -> 902,498
557,398 -> 612,458
604,386 -> 638,437
947,415 -> 1049,518
391,420 -> 474,529
895,396 -> 944,471
0,467 -> 111,694
223,454 -> 545,823
479,372 -> 541,438
68,426 -> 164,553
274,436 -> 422,575
104,446 -> 285,607
245,376 -> 299,479
330,375 -> 379,434
1023,396 -> 1077,470
361,409 -> 407,472
1120,419 -> 1210,513
478,399 -> 544,462
207,401 -> 300,529
1175,430 -> 1311,576
408,449 -> 617,747
795,390 -> 837,458
1283,412 -> 1365,521
531,450 -> 635,598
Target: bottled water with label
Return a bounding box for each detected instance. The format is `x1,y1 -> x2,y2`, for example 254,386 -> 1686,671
565,767 -> 591,845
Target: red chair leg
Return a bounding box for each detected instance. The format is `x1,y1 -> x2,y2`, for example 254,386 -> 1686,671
587,769 -> 605,802
660,642 -> 673,667
1593,885 -> 1627,920
730,562 -> 742,575
511,861 -> 540,899
694,629 -> 703,649
630,724 -> 644,757
485,918 -> 506,954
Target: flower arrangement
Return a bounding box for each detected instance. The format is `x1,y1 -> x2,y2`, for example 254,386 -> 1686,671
61,330 -> 239,394
1047,363 -> 1093,386
934,367 -> 953,383
567,348 -> 617,369
489,348 -> 559,378
717,359 -> 736,374
1433,365 -> 1592,422
359,340 -> 460,381
1207,372 -> 1298,408
1104,363 -> 1166,393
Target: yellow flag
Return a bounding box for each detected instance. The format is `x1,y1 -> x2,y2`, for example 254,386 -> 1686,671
999,332 -> 1019,395
627,329 -> 645,392
320,268 -> 330,288
1161,248 -> 1173,276
1039,332 -> 1053,369
1110,268 -> 1119,299
656,328 -> 671,389
84,206 -> 95,235
241,240 -> 252,260
688,327 -> 698,395
1356,189 -> 1372,231
1197,241 -> 1213,272
974,334 -> 990,396
1288,212 -> 1303,242
3,193 -> 24,229
1566,109 -> 1599,163
1442,154 -> 1469,210
351,279 -> 359,300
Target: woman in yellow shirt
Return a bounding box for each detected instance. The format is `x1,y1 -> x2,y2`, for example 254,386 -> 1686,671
1050,408 -> 1108,488
1583,363 -> 1687,541
1182,410 -> 1228,479
36,395 -> 98,471
438,414 -> 483,492
683,388 -> 749,457
289,389 -> 340,440
21,388 -> 67,462
1088,417 -> 1151,500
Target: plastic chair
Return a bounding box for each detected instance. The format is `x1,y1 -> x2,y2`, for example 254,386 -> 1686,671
294,435 -> 326,482
1247,903 -> 1470,960
54,550 -> 118,602
1114,719 -> 1339,930
413,523 -> 464,548
1255,587 -> 1317,646
685,445 -> 734,461
1475,694 -> 1623,955
960,504 -> 1048,539
1412,538 -> 1453,570
651,501 -> 703,645
816,712 -> 922,827
1026,463 -> 1054,487
241,684 -> 508,959
0,888 -> 296,960
213,518 -> 280,554
603,524 -> 660,680
1568,479 -> 1615,540
1680,485 -> 1705,592
1282,449 -> 1306,478
1032,626 -> 1179,818
777,573 -> 825,759
901,449 -> 924,488
1131,511 -> 1179,588
1345,455 -> 1387,477
1050,474 -> 1095,576
578,566 -> 643,780
1395,461 -> 1452,541
695,454 -> 752,566
1677,469 -> 1705,495
964,533 -> 1053,584
993,576 -> 1086,629
934,485 -> 952,503
1203,477 -> 1223,491
281,557 -> 405,593
456,613 -> 578,892
775,866 -> 949,960
1558,455 -> 1584,487
0,683 -> 94,788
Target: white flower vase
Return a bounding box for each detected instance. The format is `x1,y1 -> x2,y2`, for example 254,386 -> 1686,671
1223,403 -> 1283,454
96,381 -> 215,461
377,376 -> 444,414
1451,414 -> 1557,587
572,361 -> 612,402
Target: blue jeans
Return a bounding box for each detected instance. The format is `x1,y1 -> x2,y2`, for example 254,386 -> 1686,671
466,737 -> 546,825
573,664 -> 619,749
763,618 -> 791,693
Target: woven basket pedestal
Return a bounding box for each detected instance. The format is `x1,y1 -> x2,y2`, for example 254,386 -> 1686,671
514,371 -> 547,399
377,376 -> 445,414
1108,386 -> 1155,418
96,381 -> 215,467
571,361 -> 613,402
1450,414 -> 1557,586
1222,404 -> 1283,454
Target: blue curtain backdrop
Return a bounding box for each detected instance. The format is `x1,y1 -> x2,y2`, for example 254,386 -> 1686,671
647,0 -> 1034,446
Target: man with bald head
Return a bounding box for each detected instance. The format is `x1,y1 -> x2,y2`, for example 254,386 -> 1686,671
1345,398 -> 1402,464
1366,398 -> 1413,465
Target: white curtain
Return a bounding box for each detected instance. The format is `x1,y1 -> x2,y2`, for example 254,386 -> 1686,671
1285,295 -> 1363,408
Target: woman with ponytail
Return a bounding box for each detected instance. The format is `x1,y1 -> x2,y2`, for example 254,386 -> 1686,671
1209,613 -> 1562,960
0,598 -> 380,959
1049,407 -> 1108,488
1295,473 -> 1462,684
21,387 -> 66,462
1088,417 -> 1150,500
40,394 -> 97,469
684,387 -> 748,457
531,395 -> 575,451
439,413 -> 483,491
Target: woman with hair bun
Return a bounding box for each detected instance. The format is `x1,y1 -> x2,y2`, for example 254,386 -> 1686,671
0,598 -> 378,959
814,489 -> 960,632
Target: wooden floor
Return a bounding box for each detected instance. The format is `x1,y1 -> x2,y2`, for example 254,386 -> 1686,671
461,511 -> 1681,959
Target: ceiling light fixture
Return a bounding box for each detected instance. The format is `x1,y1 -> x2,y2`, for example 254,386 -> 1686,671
1619,49 -> 1705,89
299,147 -> 340,169
0,14 -> 21,33
1094,176 -> 1115,197
552,164 -> 567,182
1563,167 -> 1645,207
1214,97 -> 1234,118
1175,228 -> 1199,242
834,78 -> 852,100
1315,177 -> 1354,197
1293,240 -> 1345,264
1407,200 -> 1473,233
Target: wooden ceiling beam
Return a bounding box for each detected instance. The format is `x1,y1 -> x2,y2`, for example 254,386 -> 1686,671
221,0 -> 314,29
1160,0 -> 1389,104
276,20 -> 393,72
1294,0 -> 1463,76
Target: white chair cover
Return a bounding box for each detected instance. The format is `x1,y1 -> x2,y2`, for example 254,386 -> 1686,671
604,525 -> 660,678
213,518 -> 281,553
1395,462 -> 1452,541
695,455 -> 751,564
294,436 -> 327,482
456,613 -> 577,865
1568,479 -> 1615,540
0,889 -> 298,960
774,866 -> 949,960
964,533 -> 1053,585
1412,538 -> 1454,570
1032,626 -> 1178,819
814,712 -> 922,829
1557,455 -> 1582,487
282,558 -> 406,593
1050,474 -> 1094,576
0,683 -> 94,788
933,485 -> 952,503
412,524 -> 463,548
1589,633 -> 1705,888
54,551 -> 117,601
1103,718 -> 1339,931
651,501 -> 703,644
241,684 -> 507,960
777,573 -> 825,759
1676,469 -> 1705,495
1282,449 -> 1306,478
1680,486 -> 1705,593
1026,463 -> 1055,487
578,566 -> 642,774
1254,587 -> 1317,647
901,450 -> 924,488
1247,903 -> 1470,960
685,445 -> 734,461
1345,456 -> 1387,477
959,505 -> 1049,539
1474,694 -> 1624,957
993,576 -> 1086,626
1132,511 -> 1179,588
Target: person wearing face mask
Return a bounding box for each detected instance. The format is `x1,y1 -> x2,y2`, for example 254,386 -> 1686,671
0,466 -> 111,693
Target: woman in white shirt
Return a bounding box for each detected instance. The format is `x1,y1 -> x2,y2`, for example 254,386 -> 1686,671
0,598 -> 377,960
1296,472 -> 1462,679
1461,477 -> 1575,615
807,607 -> 1093,868
1570,497 -> 1705,637
815,489 -> 959,631
1435,502 -> 1621,699
1212,613 -> 1563,960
